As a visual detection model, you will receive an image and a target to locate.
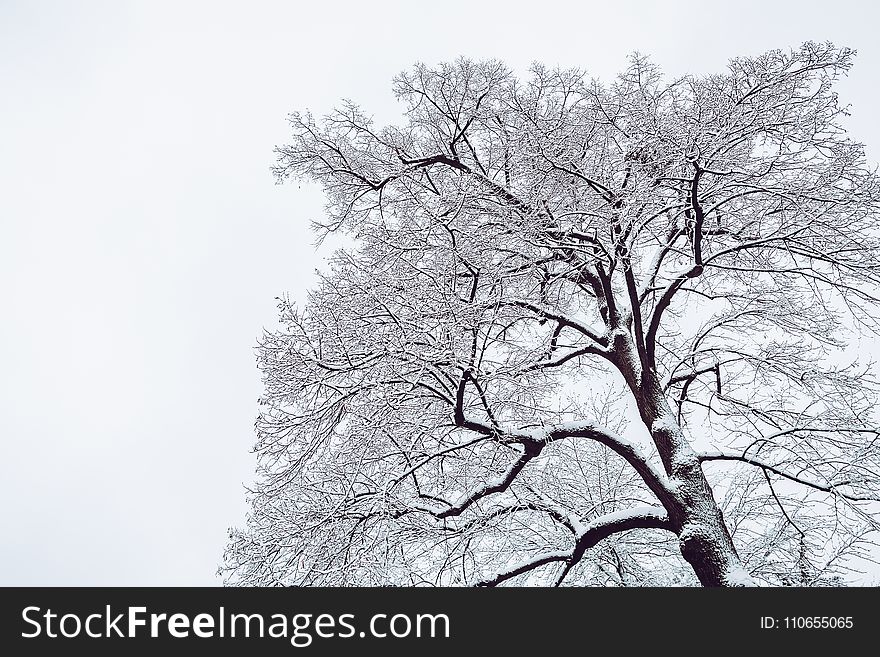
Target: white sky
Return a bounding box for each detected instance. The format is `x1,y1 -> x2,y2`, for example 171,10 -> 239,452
1,0 -> 878,585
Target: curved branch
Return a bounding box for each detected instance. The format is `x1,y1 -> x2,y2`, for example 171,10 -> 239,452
419,420 -> 676,522
645,265 -> 704,366
543,422 -> 676,510
502,300 -> 609,346
476,552 -> 570,586
477,506 -> 672,586
521,344 -> 609,373
430,441 -> 544,519
698,450 -> 880,502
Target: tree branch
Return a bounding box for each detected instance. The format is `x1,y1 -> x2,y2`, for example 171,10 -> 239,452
477,506 -> 672,586
542,422 -> 676,509
431,441 -> 544,519
699,450 -> 880,502
502,300 -> 609,346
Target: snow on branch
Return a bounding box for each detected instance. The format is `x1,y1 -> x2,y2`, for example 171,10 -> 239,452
477,506 -> 671,586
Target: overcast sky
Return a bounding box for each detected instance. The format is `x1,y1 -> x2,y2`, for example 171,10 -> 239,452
2,0 -> 878,585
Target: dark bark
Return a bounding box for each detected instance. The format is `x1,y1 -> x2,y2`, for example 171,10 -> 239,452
611,329 -> 754,586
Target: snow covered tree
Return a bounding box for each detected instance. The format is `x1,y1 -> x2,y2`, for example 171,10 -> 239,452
223,42 -> 880,587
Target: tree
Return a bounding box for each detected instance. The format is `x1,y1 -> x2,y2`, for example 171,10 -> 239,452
223,42 -> 880,587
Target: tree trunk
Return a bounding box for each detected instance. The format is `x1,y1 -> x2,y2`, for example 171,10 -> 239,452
646,384 -> 754,585
613,331 -> 755,586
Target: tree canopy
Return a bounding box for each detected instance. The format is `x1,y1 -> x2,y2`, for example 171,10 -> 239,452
223,42 -> 880,587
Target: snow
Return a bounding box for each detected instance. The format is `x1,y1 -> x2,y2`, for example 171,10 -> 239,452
724,565 -> 757,587
651,414 -> 679,435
